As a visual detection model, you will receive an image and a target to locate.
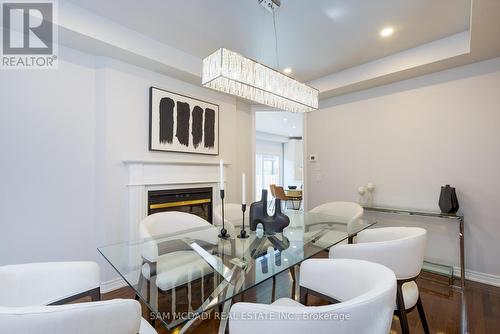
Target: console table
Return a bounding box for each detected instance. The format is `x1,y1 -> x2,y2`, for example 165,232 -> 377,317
363,206 -> 465,290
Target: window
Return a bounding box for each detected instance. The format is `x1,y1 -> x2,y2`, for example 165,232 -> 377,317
255,154 -> 281,201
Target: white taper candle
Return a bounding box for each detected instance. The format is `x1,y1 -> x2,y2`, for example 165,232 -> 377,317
219,159 -> 224,190
242,173 -> 246,205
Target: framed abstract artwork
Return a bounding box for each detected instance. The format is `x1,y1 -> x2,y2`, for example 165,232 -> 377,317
149,87 -> 219,155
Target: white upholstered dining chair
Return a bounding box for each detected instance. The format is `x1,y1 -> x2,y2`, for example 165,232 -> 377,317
304,201 -> 364,250
138,211 -> 219,311
229,258 -> 396,334
310,201 -> 364,225
330,226 -> 429,334
0,261 -> 156,334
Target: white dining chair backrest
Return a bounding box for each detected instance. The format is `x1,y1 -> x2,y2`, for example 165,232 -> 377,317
0,262 -> 99,307
139,211 -> 210,237
0,262 -> 157,334
310,201 -> 363,224
0,300 -> 143,334
229,258 -> 396,334
331,226 -> 427,280
139,211 -> 218,262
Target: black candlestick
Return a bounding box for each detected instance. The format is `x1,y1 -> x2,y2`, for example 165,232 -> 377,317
238,204 -> 249,238
218,189 -> 230,239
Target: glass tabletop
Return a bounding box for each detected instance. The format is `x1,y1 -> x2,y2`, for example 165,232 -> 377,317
98,210 -> 376,330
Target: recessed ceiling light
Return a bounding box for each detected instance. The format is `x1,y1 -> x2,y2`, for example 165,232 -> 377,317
380,26 -> 394,38
283,67 -> 292,74
292,125 -> 296,129
283,118 -> 288,122
325,8 -> 347,21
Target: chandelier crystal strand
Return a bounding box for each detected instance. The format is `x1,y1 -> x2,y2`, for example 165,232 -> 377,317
202,48 -> 318,112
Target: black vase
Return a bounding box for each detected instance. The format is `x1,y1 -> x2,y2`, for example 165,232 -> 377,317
439,185 -> 459,214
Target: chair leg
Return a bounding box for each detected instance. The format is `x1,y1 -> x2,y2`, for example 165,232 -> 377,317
187,280 -> 193,312
90,287 -> 101,301
135,272 -> 144,301
271,276 -> 276,302
149,277 -> 159,326
289,267 -> 295,299
396,283 -> 410,334
289,267 -> 295,282
146,280 -> 151,303
268,198 -> 274,210
170,286 -> 176,317
299,287 -> 308,305
292,265 -> 300,301
417,296 -> 430,334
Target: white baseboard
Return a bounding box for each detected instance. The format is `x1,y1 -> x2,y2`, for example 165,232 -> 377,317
454,266 -> 500,287
100,277 -> 127,294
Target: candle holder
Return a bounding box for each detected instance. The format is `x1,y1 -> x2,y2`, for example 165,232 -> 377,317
238,204 -> 249,238
218,189 -> 230,239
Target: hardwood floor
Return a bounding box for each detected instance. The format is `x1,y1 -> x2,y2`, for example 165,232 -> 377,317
103,270 -> 500,334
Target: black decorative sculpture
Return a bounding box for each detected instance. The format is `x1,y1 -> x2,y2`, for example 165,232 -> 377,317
250,189 -> 290,234
249,189 -> 267,231
439,185 -> 459,214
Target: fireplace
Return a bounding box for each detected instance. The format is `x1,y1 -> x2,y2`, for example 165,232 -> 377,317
147,187 -> 213,223
124,159 -> 223,240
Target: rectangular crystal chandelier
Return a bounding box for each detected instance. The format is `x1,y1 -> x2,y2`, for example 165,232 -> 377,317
202,48 -> 319,112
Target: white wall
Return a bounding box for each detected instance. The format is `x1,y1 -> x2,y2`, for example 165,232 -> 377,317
0,46 -> 98,265
0,45 -> 254,285
255,140 -> 283,157
306,57 -> 500,283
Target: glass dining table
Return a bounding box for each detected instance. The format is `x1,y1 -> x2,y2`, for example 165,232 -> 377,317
98,210 -> 376,333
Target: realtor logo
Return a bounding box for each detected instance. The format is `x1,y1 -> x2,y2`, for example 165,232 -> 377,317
1,0 -> 58,69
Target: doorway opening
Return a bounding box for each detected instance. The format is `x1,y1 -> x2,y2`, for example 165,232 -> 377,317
254,111 -> 304,211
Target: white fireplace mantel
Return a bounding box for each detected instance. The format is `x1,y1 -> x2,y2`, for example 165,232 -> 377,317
122,159 -> 230,186
123,158 -> 227,240
122,158 -> 231,166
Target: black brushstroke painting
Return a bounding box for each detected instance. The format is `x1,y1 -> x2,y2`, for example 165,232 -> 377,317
204,108 -> 215,149
176,101 -> 190,147
158,97 -> 174,144
150,87 -> 219,155
191,106 -> 204,149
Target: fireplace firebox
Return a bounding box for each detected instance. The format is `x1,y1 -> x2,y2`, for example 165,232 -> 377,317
147,187 -> 213,223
